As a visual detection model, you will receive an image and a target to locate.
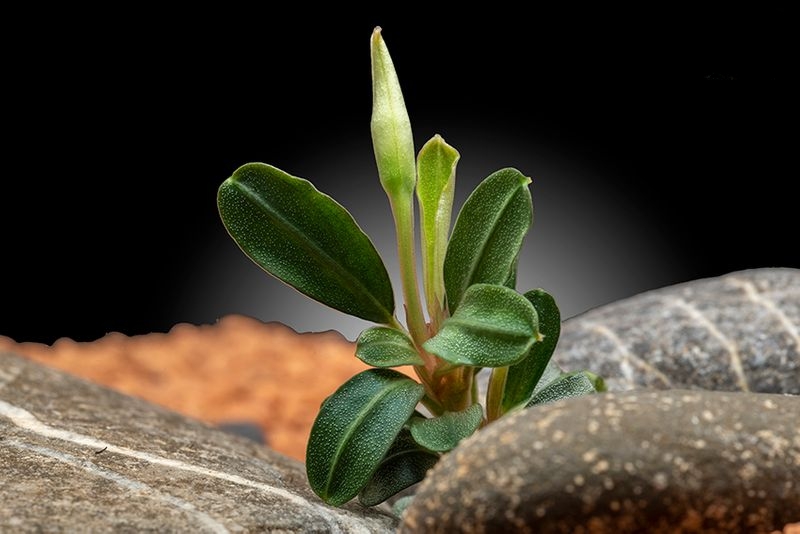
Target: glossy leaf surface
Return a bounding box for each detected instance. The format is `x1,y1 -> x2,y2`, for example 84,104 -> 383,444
444,168 -> 532,313
218,163 -> 394,323
502,289 -> 561,413
525,370 -> 599,408
306,369 -> 424,506
358,429 -> 439,506
409,404 -> 483,452
423,284 -> 538,367
356,327 -> 425,367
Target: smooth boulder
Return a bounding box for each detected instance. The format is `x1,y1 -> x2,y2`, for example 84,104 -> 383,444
0,352 -> 397,533
402,389 -> 800,533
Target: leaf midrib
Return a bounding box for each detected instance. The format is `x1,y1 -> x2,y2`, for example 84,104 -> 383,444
234,178 -> 391,322
322,379 -> 417,499
455,179 -> 527,307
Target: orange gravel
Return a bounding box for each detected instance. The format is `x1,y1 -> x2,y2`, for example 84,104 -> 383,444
0,315 -> 395,461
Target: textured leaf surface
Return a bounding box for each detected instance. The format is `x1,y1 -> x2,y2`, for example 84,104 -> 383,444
306,369 -> 424,506
218,163 -> 394,323
525,371 -> 598,407
444,168 -> 532,313
356,327 -> 425,367
409,404 -> 484,452
417,135 -> 459,315
423,284 -> 539,367
358,429 -> 439,506
502,289 -> 562,412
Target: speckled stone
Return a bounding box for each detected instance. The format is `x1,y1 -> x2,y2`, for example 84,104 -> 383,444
401,390 -> 800,533
0,353 -> 397,533
553,268 -> 800,394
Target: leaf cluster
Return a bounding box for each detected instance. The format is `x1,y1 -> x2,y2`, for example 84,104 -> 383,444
217,28 -> 604,509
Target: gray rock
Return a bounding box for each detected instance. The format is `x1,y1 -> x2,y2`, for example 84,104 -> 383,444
553,268 -> 800,394
0,353 -> 397,533
401,389 -> 800,533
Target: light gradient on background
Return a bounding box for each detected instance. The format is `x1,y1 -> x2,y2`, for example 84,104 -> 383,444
175,126 -> 685,341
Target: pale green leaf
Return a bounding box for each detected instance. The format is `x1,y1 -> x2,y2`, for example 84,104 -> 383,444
417,135 -> 459,318
371,27 -> 415,199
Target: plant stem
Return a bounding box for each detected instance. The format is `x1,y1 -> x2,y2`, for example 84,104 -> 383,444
486,366 -> 509,421
390,194 -> 428,348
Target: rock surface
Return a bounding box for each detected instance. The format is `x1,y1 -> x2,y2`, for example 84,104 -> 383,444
553,268 -> 800,393
402,389 -> 800,533
0,353 -> 398,533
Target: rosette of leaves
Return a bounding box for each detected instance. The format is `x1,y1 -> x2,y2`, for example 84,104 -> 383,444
217,27 -> 604,510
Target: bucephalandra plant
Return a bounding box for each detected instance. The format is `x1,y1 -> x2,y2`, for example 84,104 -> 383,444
217,27 -> 604,511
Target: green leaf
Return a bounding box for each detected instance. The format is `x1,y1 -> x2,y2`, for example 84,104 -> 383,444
444,168 -> 533,313
356,327 -> 425,367
218,163 -> 395,324
525,370 -> 599,408
409,404 -> 483,452
582,370 -> 607,392
371,27 -> 415,200
306,369 -> 424,506
423,284 -> 539,367
531,359 -> 563,397
416,135 -> 459,319
502,289 -> 562,413
358,429 -> 439,506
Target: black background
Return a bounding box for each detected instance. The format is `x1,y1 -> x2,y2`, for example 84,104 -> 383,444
3,8 -> 795,343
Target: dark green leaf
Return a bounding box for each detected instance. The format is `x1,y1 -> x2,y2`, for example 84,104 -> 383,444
306,369 -> 424,506
502,289 -> 562,413
356,327 -> 424,367
525,371 -> 599,408
218,163 -> 394,323
416,135 -> 459,316
358,429 -> 439,506
409,404 -> 483,452
423,284 -> 538,367
444,168 -> 532,313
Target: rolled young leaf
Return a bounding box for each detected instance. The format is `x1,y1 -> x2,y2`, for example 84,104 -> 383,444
501,288 -> 561,413
423,284 -> 539,367
409,404 -> 483,452
525,370 -> 599,408
356,326 -> 425,367
444,168 -> 532,314
306,369 -> 424,506
218,163 -> 395,324
371,27 -> 415,200
416,135 -> 459,321
358,428 -> 439,506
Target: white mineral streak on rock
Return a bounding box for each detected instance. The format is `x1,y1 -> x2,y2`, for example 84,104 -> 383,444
667,296 -> 750,392
728,276 -> 800,352
587,322 -> 672,387
4,438 -> 229,534
0,399 -> 356,534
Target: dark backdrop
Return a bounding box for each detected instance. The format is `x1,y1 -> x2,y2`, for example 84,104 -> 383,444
3,8 -> 794,343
